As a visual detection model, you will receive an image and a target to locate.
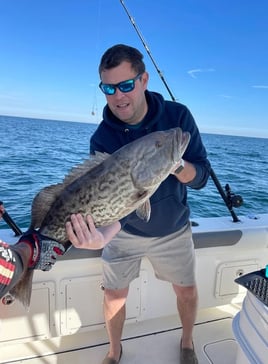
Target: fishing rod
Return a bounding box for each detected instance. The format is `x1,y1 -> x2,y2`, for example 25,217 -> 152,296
0,201 -> 23,236
120,0 -> 243,222
120,0 -> 176,102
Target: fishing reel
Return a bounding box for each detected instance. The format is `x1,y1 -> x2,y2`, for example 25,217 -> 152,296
225,184 -> 243,209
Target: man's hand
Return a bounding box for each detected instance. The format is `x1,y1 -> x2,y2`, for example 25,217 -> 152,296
66,214 -> 121,250
17,230 -> 65,271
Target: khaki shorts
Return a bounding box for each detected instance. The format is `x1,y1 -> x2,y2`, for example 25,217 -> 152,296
101,223 -> 196,289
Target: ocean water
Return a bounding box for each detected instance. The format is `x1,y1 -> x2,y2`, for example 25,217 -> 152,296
1,115 -> 267,230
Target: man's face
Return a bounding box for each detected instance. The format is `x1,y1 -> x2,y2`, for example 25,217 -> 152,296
100,61 -> 149,125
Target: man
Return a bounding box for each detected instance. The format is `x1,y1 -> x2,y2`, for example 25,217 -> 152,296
0,204 -> 65,299
66,44 -> 211,364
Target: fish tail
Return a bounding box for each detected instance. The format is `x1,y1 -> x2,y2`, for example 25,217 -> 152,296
10,269 -> 34,308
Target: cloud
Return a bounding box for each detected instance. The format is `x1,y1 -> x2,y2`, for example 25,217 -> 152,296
219,94 -> 232,99
252,85 -> 268,89
187,68 -> 215,79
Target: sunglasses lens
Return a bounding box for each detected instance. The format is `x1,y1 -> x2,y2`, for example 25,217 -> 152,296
99,74 -> 140,95
100,84 -> 116,95
118,79 -> 135,93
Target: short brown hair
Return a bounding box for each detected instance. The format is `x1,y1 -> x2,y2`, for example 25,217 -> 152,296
99,44 -> 145,76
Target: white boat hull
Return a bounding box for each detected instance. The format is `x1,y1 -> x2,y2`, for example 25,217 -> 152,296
0,214 -> 267,363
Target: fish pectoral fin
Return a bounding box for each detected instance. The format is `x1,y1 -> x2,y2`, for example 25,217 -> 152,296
136,199 -> 151,222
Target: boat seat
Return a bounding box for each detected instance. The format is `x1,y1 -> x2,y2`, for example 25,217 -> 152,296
193,230 -> 242,249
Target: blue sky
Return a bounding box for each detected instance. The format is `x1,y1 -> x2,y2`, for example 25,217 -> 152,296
1,0 -> 267,137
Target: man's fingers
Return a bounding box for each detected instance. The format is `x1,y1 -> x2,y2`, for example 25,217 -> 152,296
66,219 -> 80,246
66,214 -> 104,250
86,215 -> 96,232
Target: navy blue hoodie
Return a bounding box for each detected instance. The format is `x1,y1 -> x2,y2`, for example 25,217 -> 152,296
90,91 -> 211,237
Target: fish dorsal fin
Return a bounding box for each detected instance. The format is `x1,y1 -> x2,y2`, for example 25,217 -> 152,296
62,152 -> 110,186
30,152 -> 110,229
136,199 -> 151,222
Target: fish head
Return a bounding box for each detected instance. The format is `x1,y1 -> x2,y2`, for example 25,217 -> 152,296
130,127 -> 191,189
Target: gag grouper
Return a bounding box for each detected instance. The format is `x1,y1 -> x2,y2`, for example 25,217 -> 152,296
11,127 -> 190,306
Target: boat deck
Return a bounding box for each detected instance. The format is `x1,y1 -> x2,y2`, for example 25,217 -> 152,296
1,304 -> 240,364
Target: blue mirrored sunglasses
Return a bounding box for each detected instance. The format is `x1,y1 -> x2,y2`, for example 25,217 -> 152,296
99,73 -> 142,95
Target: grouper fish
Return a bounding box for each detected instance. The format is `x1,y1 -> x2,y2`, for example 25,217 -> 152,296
10,127 -> 190,306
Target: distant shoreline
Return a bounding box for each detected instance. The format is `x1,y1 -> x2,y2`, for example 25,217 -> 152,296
1,114 -> 267,139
